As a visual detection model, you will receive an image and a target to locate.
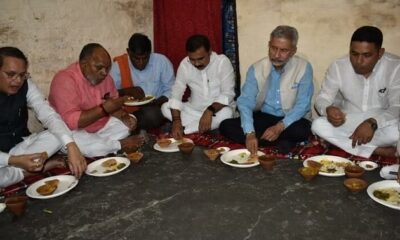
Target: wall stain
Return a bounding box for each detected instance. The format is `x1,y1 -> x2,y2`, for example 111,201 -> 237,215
114,0 -> 152,28
0,24 -> 18,42
353,1 -> 398,28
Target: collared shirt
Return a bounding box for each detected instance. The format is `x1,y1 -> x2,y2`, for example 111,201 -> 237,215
168,52 -> 235,111
315,52 -> 400,128
238,63 -> 313,134
49,62 -> 118,133
110,53 -> 175,98
1,79 -> 74,166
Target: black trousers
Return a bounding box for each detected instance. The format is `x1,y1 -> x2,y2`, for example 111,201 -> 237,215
219,112 -> 311,152
134,105 -> 165,130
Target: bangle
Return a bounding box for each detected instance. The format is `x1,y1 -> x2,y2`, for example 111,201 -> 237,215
99,103 -> 109,116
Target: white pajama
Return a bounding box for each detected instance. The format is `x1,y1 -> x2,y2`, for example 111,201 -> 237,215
162,102 -> 233,134
68,117 -> 130,157
312,113 -> 399,158
0,131 -> 62,188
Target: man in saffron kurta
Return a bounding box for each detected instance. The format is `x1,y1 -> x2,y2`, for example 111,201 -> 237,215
49,43 -> 144,157
111,33 -> 174,130
220,26 -> 314,154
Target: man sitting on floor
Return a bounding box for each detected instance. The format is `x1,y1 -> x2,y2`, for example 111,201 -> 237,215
312,26 -> 400,158
219,25 -> 314,154
49,43 -> 144,157
161,34 -> 236,139
0,46 -> 86,188
111,33 -> 175,130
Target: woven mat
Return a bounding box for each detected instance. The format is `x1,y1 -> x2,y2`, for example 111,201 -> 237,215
2,133 -> 398,198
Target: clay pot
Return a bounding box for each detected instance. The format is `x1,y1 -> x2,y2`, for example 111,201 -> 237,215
258,155 -> 276,171
204,149 -> 220,161
343,178 -> 368,193
298,167 -> 319,181
344,165 -> 365,178
127,152 -> 144,163
5,195 -> 28,217
157,139 -> 172,148
178,142 -> 195,154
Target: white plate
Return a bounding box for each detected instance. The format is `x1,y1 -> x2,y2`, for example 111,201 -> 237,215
26,175 -> 78,199
124,95 -> 155,106
153,138 -> 194,153
303,155 -> 353,177
367,180 -> 400,210
358,161 -> 379,171
0,203 -> 5,213
216,147 -> 230,154
220,149 -> 264,168
85,157 -> 130,177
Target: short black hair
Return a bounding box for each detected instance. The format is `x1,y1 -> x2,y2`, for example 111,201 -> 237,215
0,46 -> 28,68
186,34 -> 210,52
128,33 -> 151,54
351,26 -> 383,48
79,43 -> 104,61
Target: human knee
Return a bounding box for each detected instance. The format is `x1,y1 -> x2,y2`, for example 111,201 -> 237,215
311,117 -> 327,136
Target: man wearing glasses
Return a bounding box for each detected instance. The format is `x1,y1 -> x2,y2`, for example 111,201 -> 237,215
111,33 -> 175,130
0,47 -> 86,188
220,25 -> 314,155
161,34 -> 236,139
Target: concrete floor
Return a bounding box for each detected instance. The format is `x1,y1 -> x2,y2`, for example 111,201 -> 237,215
0,142 -> 399,240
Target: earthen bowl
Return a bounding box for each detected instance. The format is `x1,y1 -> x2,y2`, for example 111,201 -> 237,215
204,149 -> 220,161
157,139 -> 172,148
344,165 -> 365,178
5,195 -> 28,217
127,152 -> 144,163
178,142 -> 195,154
258,155 -> 276,171
343,178 -> 368,193
298,167 -> 319,181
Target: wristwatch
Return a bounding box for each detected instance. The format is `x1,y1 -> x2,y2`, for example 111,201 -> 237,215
207,105 -> 217,116
366,118 -> 378,131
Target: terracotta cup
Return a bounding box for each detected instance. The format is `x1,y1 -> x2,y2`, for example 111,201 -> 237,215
5,195 -> 28,217
258,155 -> 276,171
178,142 -> 195,155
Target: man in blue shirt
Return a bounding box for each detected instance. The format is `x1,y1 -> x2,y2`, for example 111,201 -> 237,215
111,33 -> 175,130
220,25 -> 314,154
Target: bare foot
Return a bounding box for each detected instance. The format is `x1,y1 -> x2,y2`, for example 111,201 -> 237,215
120,135 -> 145,153
373,147 -> 397,157
43,157 -> 67,172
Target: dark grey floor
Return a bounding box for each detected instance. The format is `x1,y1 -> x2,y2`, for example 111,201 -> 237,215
1,142 -> 399,240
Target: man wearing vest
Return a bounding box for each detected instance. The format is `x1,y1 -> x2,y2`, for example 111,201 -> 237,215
312,26 -> 400,160
49,43 -> 144,157
220,25 -> 314,155
110,33 -> 175,130
0,47 -> 86,188
161,34 -> 236,138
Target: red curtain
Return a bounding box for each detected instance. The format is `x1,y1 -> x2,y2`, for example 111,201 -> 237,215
153,0 -> 222,72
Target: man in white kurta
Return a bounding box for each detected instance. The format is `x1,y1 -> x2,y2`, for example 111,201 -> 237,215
161,34 -> 235,137
312,26 -> 400,158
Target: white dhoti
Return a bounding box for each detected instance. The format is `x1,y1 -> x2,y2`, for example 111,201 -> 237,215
0,131 -> 62,188
68,117 -> 130,157
312,113 -> 399,158
161,102 -> 233,134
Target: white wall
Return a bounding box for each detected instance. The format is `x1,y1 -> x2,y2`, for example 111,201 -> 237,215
236,0 -> 400,89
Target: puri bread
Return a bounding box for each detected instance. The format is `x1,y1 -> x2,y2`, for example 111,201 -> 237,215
37,180 -> 59,196
101,159 -> 118,168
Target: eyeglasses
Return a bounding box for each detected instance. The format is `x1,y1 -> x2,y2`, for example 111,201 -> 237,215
0,70 -> 30,82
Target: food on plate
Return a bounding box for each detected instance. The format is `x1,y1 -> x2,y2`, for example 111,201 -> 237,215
101,159 -> 118,168
126,95 -> 154,103
306,160 -> 322,170
319,159 -> 351,174
117,163 -> 126,169
157,139 -> 172,148
229,152 -> 259,164
373,188 -> 400,206
36,179 -> 60,196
